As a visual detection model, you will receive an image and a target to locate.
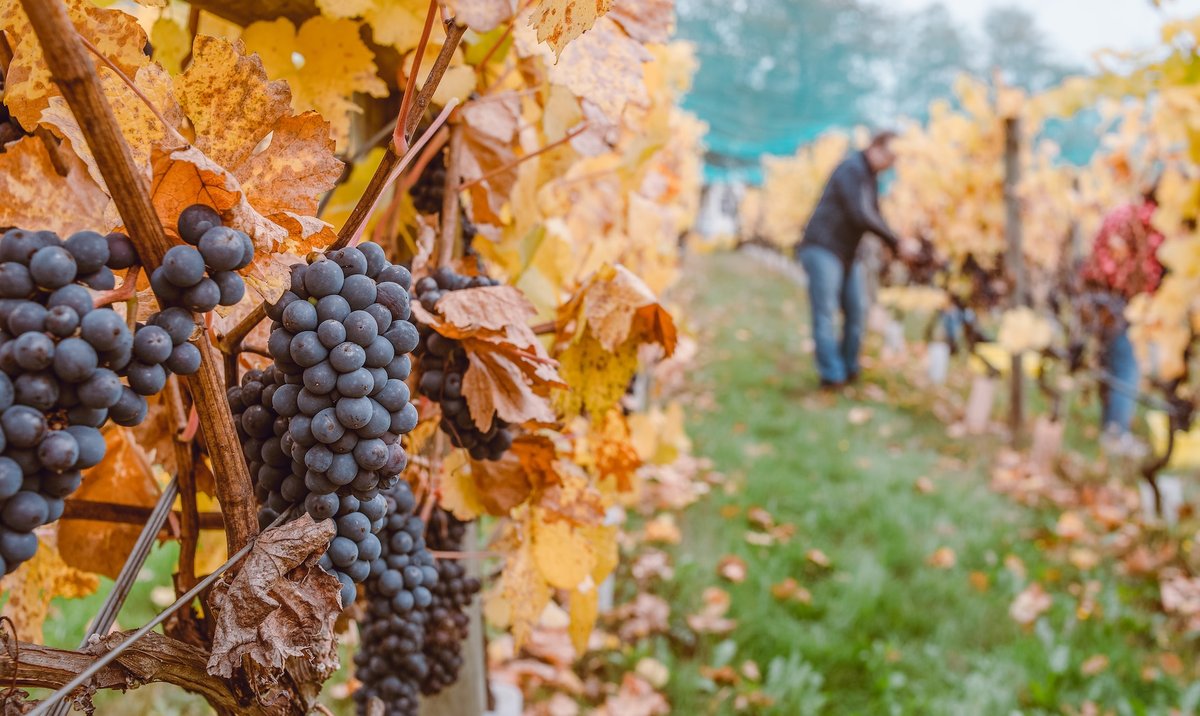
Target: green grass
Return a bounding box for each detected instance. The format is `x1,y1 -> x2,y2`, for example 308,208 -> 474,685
656,252 -> 1195,716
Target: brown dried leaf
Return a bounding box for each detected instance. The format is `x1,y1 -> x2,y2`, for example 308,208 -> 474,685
436,285 -> 538,333
462,344 -> 560,432
463,451 -> 534,515
608,0 -> 674,44
0,137 -> 109,236
716,555 -> 746,583
597,674 -> 669,716
445,0 -> 516,32
207,515 -> 341,679
58,428 -> 160,579
458,93 -> 522,225
548,17 -> 650,120
530,0 -> 614,57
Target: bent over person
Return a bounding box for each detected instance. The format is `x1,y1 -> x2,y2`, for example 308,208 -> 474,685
796,131 -> 905,388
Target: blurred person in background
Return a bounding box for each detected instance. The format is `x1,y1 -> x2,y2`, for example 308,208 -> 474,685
1079,183 -> 1164,435
795,131 -> 912,389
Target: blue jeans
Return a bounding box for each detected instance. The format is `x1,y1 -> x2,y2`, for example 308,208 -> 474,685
1102,327 -> 1138,434
798,246 -> 867,384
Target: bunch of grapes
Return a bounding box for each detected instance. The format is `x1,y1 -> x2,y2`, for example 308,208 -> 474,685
150,205 -> 254,313
352,481 -> 438,716
420,508 -> 481,696
409,148 -> 446,215
229,242 -> 421,607
410,268 -> 513,461
0,224 -> 208,573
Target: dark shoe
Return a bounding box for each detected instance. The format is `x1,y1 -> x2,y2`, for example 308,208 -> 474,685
846,372 -> 860,384
820,379 -> 846,391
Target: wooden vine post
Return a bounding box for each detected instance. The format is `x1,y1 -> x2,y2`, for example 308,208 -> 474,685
17,0 -> 260,551
420,525 -> 487,716
1003,115 -> 1027,447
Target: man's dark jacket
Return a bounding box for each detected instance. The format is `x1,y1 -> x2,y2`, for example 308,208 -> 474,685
797,151 -> 900,267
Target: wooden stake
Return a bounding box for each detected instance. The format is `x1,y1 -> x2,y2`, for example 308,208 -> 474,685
1003,116 -> 1027,448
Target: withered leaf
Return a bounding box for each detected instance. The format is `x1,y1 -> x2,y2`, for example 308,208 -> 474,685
435,285 -> 538,333
207,515 -> 341,680
530,0 -> 614,58
609,0 -> 675,44
462,342 -> 560,432
58,428 -> 160,579
444,0 -> 516,32
0,137 -> 109,236
548,17 -> 650,120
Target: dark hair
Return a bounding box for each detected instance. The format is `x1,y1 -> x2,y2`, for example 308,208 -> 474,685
869,131 -> 897,150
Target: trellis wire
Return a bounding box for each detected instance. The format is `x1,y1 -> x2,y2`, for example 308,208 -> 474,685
44,476 -> 179,716
28,508 -> 292,716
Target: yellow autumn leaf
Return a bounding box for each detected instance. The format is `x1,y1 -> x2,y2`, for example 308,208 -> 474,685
150,15 -> 191,74
530,0 -> 614,58
494,534 -> 551,648
548,16 -> 650,120
555,329 -> 639,418
1,537 -> 99,641
439,449 -> 487,520
0,0 -> 148,129
316,0 -> 433,52
583,523 -> 618,584
532,509 -> 595,590
241,16 -> 389,148
568,584 -> 599,654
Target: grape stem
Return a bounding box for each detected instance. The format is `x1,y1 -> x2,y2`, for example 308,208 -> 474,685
436,125 -> 464,268
90,265 -> 141,308
395,0 -> 439,154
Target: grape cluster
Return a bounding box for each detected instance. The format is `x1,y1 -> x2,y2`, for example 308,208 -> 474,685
229,242 -> 421,607
411,268 -> 513,461
353,481 -> 438,716
420,508 -> 481,696
149,205 -> 254,313
0,226 -> 204,573
409,148 -> 446,215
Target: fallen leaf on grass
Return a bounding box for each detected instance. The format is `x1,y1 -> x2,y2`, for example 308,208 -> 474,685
719,504 -> 741,519
642,514 -> 681,544
744,531 -> 775,547
1009,582 -> 1052,627
914,476 -> 935,494
746,506 -> 774,530
1159,652 -> 1184,676
847,406 -> 874,425
630,549 -> 674,582
207,514 -> 340,683
806,548 -> 831,568
613,593 -> 670,641
635,657 -> 670,689
717,555 -> 747,583
771,577 -> 813,605
1055,511 -> 1088,541
969,571 -> 990,592
596,674 -> 670,716
1081,654 -> 1109,677
1069,548 -> 1100,571
699,664 -> 739,686
687,587 -> 736,635
927,547 -> 957,569
1004,554 -> 1027,580
740,660 -> 762,682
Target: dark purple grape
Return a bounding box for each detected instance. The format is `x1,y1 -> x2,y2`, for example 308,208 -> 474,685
177,204 -> 222,245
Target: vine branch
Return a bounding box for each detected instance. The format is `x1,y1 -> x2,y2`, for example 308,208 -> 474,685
20,0 -> 259,552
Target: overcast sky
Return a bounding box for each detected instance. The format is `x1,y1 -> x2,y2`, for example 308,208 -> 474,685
891,0 -> 1200,66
